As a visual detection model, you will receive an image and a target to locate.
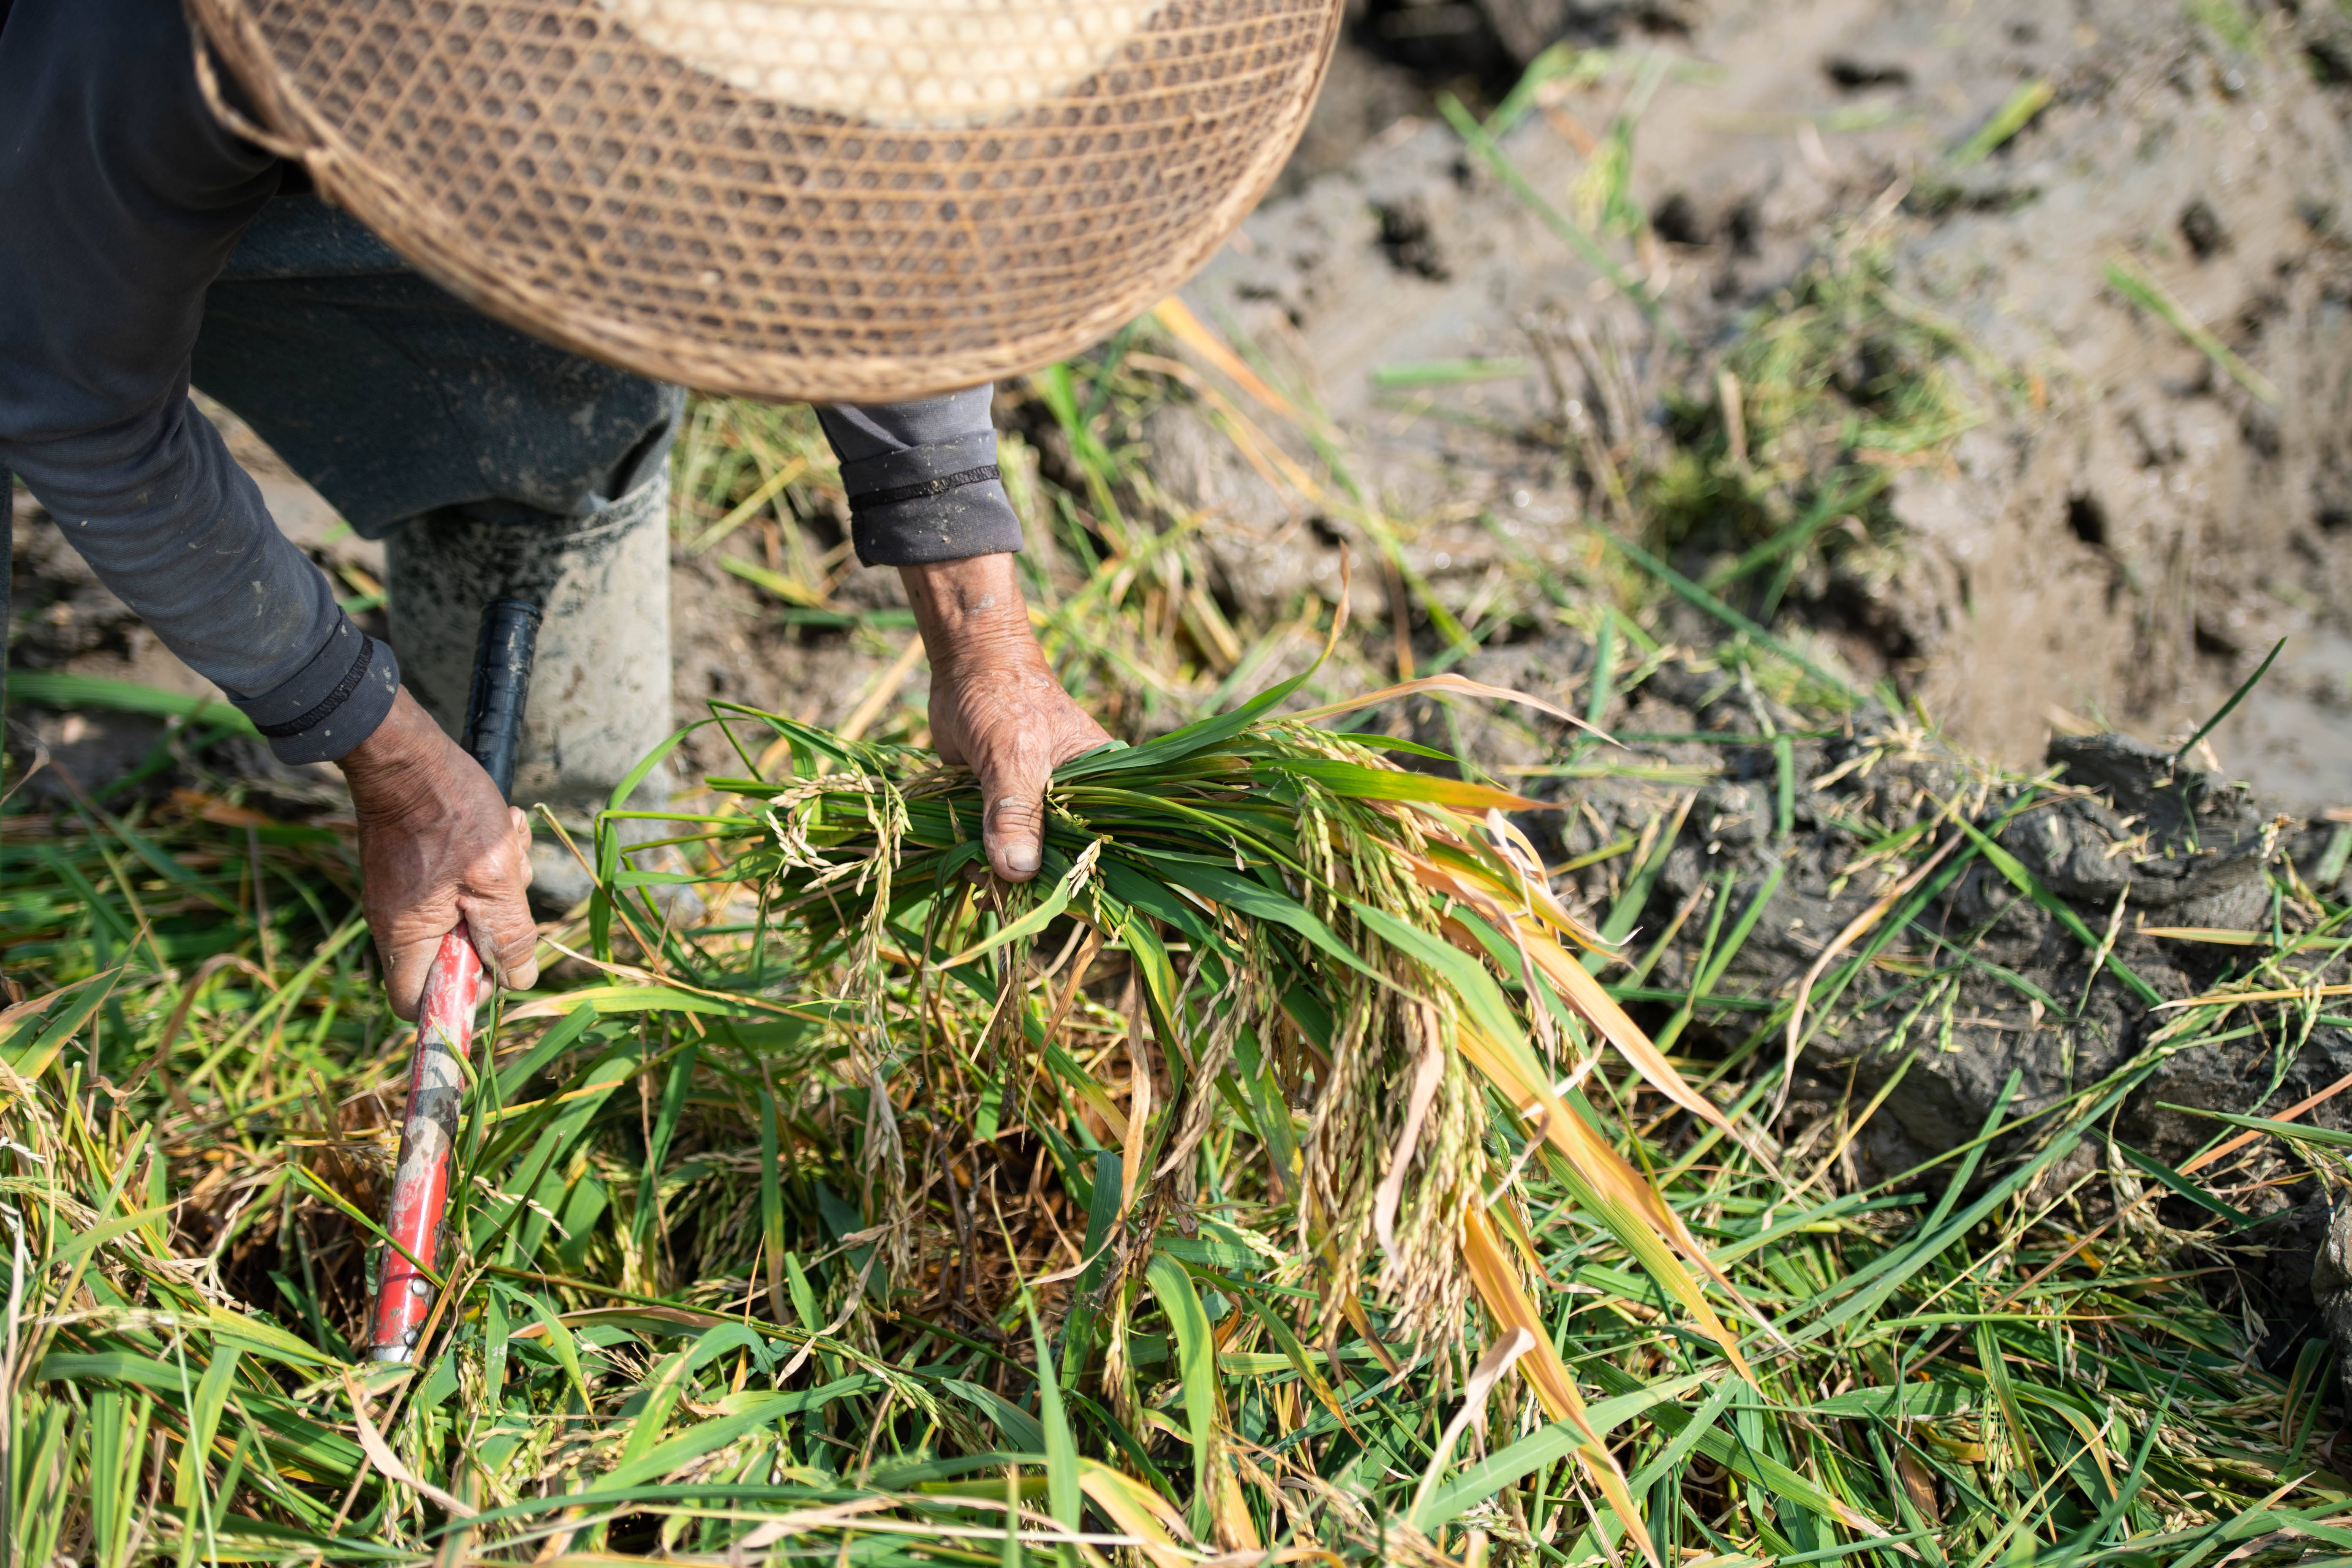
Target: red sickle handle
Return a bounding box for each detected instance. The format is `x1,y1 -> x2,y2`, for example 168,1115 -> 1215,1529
361,599 -> 538,1364
363,924 -> 483,1362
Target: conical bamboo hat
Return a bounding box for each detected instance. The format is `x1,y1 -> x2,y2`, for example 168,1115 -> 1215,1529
191,0 -> 1340,402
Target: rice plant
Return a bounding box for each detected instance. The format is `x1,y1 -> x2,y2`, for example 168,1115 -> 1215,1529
8,637 -> 2349,1564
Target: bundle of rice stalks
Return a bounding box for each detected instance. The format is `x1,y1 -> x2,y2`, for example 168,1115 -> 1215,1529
675,623 -> 1781,1560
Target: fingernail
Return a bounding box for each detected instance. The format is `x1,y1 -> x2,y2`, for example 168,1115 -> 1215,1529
1003,842 -> 1040,877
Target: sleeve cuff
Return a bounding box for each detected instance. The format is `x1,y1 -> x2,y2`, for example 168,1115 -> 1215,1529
230,613 -> 401,764
841,430 -> 1026,566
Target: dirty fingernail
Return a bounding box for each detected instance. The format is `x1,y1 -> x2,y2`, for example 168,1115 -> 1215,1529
1002,841 -> 1040,877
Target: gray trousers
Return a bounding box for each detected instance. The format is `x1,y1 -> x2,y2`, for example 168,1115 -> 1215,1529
1,200 -> 684,810
0,0 -> 1020,786
200,197 -> 688,826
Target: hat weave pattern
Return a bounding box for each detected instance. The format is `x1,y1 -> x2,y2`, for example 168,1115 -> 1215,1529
192,0 -> 1339,403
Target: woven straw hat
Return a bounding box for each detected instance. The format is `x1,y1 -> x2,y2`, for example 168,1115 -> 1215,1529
190,0 -> 1340,403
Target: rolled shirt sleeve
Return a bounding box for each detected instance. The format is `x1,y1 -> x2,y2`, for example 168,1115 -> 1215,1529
817,387 -> 1027,567
0,0 -> 397,764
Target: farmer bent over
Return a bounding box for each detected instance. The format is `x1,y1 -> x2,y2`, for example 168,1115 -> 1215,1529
1,0 -> 1337,1363
3,0 -> 1332,1014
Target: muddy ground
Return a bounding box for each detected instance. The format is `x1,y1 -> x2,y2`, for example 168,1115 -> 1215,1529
11,0 -> 2352,816
1163,0 -> 2352,813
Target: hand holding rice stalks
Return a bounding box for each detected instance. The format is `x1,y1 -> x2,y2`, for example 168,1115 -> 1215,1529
685,659 -> 1767,1560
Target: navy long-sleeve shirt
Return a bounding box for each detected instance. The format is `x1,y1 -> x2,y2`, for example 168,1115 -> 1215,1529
0,0 -> 1024,764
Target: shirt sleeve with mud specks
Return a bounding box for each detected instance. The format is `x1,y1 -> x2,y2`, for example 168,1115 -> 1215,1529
0,0 -> 397,765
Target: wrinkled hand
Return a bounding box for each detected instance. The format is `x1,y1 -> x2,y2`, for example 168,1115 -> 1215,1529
902,555 -> 1109,882
339,686 -> 539,1020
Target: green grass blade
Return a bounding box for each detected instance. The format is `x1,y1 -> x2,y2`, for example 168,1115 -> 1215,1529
946,1380 -> 1046,1453
1948,816 -> 2162,1006
527,1296 -> 589,1409
1414,1369 -> 1720,1530
2114,1142 -> 2254,1227
1028,1305 -> 1083,1564
2175,635 -> 2288,766
1144,1252 -> 1219,1536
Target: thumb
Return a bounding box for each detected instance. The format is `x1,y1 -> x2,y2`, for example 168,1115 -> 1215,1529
975,738 -> 1054,882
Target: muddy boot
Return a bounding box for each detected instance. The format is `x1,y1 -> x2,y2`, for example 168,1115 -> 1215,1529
385,470 -> 684,915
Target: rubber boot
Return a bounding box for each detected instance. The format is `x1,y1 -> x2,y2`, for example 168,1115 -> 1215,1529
385,471 -> 677,913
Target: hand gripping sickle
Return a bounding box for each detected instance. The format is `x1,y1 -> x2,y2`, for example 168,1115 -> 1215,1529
364,600 -> 539,1363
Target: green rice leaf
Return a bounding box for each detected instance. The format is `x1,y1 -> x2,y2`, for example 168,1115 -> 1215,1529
946,1379 -> 1046,1453
6,965 -> 123,1078
1350,901 -> 1523,1053
1165,861 -> 1377,980
1413,1369 -> 1722,1529
931,841 -> 1101,969
2167,1106 -> 2352,1152
2115,1141 -> 2255,1227
1144,1251 -> 1220,1535
1029,1304 -> 1085,1560
172,1345 -> 242,1530
528,1296 -> 590,1409
1280,758 -> 1542,812
38,1351 -> 190,1394
1057,670 -> 1314,780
